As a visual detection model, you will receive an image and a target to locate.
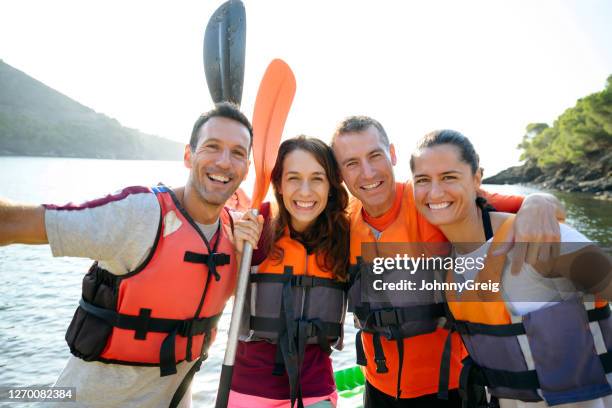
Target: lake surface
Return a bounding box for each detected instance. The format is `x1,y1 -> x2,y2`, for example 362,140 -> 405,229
0,157 -> 610,407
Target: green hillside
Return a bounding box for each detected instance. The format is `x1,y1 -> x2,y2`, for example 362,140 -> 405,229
485,74 -> 611,195
0,59 -> 183,160
518,75 -> 612,167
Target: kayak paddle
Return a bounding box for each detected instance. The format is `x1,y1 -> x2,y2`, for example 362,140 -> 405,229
214,59 -> 296,408
203,0 -> 246,106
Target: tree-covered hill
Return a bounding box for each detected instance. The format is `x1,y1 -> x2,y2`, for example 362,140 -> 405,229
0,59 -> 184,160
485,75 -> 612,196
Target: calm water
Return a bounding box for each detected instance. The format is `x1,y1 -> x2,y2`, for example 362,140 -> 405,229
0,157 -> 610,407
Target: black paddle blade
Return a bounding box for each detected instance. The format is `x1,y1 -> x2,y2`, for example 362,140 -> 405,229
204,0 -> 246,106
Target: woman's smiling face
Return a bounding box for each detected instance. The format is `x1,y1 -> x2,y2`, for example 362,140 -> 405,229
411,143 -> 481,227
280,149 -> 330,232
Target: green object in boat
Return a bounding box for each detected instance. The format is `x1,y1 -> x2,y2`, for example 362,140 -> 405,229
334,365 -> 365,398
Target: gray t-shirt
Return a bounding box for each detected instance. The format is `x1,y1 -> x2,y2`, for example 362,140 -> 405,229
45,187 -> 219,408
453,223 -> 591,315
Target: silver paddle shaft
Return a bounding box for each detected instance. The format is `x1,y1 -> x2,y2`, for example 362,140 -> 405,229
222,209 -> 258,365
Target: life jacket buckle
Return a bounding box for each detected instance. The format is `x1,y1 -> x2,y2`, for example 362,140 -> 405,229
375,309 -> 400,327
375,358 -> 389,373
210,252 -> 231,266
453,320 -> 470,335
178,319 -> 194,337
293,275 -> 315,287
300,320 -> 318,337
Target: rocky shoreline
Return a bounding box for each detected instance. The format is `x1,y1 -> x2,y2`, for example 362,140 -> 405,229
483,151 -> 612,200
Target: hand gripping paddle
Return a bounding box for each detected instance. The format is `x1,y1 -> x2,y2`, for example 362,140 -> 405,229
215,59 -> 296,408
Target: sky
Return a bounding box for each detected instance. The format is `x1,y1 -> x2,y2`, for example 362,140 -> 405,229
1,0 -> 611,178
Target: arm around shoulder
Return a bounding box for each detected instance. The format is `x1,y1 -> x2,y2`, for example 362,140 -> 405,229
547,244 -> 612,301
0,198 -> 48,245
521,192 -> 566,221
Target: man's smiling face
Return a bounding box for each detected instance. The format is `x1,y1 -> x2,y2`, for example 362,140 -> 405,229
332,125 -> 397,217
185,116 -> 251,207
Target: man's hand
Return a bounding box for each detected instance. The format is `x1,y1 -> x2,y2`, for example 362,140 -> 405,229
494,193 -> 565,275
232,210 -> 264,255
0,198 -> 48,246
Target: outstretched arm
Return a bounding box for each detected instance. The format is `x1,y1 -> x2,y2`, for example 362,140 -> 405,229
533,244 -> 612,301
0,198 -> 48,245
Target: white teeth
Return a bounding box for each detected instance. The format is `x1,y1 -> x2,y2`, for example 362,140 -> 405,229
295,201 -> 315,208
209,174 -> 230,183
429,202 -> 451,210
361,181 -> 381,190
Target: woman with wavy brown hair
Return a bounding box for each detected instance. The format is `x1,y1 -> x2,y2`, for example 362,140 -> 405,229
228,135 -> 350,408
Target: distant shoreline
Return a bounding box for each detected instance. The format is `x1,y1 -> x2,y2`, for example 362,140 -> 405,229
0,153 -> 182,162
484,152 -> 612,200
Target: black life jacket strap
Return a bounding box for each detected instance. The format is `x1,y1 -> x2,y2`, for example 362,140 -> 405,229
183,251 -> 231,282
588,303 -> 611,321
249,316 -> 342,339
366,303 -> 446,330
455,304 -> 609,339
601,351 -> 612,373
348,256 -> 364,284
482,209 -> 494,241
453,320 -> 526,337
466,351 -> 612,391
477,199 -> 494,241
372,332 -> 388,374
389,326 -> 405,399
250,273 -> 348,291
461,355 -> 541,390
355,330 -> 367,366
278,266 -> 303,407
458,356 -> 491,408
437,323 -> 455,400
160,329 -> 179,376
79,298 -> 221,376
168,323 -> 217,408
169,357 -> 202,408
79,298 -> 221,337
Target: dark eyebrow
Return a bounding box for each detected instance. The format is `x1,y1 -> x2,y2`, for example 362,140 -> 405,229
341,148 -> 384,166
285,171 -> 326,176
203,137 -> 248,153
413,170 -> 461,178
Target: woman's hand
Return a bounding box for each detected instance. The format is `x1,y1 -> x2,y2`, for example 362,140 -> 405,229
233,210 -> 264,256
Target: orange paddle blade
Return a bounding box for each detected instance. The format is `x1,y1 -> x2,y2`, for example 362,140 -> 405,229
251,59 -> 296,209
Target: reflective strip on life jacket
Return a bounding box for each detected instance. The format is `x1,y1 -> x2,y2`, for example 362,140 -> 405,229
447,215 -> 612,406
247,231 -> 347,408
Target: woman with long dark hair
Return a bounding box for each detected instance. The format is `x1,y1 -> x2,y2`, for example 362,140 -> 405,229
228,135 -> 350,408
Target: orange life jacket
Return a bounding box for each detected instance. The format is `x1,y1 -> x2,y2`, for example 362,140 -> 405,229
66,185 -> 236,378
348,182 -> 465,399
247,228 -> 347,407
